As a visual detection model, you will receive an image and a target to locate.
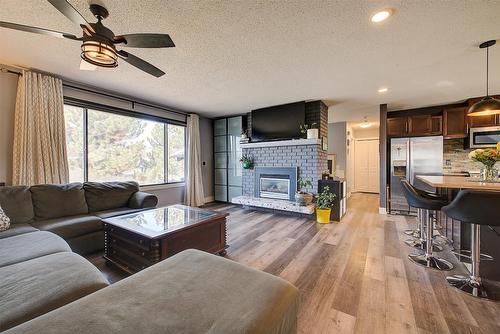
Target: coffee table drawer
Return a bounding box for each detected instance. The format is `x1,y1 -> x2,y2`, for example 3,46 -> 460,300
105,223 -> 152,250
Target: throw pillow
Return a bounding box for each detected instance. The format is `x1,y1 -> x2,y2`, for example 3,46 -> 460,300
0,205 -> 10,231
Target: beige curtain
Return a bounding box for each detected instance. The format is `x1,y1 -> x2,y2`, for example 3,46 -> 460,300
185,114 -> 205,206
12,71 -> 69,185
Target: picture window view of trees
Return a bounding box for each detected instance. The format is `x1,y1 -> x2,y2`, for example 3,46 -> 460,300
64,105 -> 185,185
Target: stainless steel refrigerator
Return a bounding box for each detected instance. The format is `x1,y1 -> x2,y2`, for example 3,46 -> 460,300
389,136 -> 443,214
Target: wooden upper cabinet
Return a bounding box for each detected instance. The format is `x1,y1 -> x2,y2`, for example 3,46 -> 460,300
467,95 -> 500,128
408,115 -> 433,135
443,107 -> 467,138
387,117 -> 408,136
468,114 -> 498,128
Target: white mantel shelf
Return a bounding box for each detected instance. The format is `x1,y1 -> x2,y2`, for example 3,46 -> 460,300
240,138 -> 321,149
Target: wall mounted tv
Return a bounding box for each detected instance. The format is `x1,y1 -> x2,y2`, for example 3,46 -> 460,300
251,101 -> 305,142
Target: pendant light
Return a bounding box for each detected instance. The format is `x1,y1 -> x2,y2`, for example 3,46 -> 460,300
468,40 -> 500,117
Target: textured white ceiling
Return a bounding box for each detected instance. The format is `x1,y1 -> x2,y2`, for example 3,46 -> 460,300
0,0 -> 499,123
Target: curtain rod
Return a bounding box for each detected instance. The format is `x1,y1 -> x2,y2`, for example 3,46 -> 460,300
62,83 -> 190,117
0,68 -> 22,76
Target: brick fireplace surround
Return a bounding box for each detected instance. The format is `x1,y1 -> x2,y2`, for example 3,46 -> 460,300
240,100 -> 329,202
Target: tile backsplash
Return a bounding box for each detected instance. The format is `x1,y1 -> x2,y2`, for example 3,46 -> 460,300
443,138 -> 482,173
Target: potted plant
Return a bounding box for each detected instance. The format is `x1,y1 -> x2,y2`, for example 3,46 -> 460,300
241,129 -> 248,140
295,178 -> 313,206
315,186 -> 336,224
468,146 -> 499,181
240,155 -> 254,169
299,123 -> 318,139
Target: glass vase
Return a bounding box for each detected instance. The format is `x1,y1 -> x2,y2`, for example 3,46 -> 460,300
480,166 -> 498,181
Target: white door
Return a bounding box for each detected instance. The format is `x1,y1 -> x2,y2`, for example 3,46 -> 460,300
354,139 -> 380,193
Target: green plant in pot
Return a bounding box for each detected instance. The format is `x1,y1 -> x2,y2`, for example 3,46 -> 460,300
295,178 -> 313,206
299,122 -> 318,139
240,155 -> 254,169
315,186 -> 336,224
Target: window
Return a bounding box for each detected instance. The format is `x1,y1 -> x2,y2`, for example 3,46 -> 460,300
64,105 -> 185,185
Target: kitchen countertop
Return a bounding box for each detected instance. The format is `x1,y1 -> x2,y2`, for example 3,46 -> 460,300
417,175 -> 500,191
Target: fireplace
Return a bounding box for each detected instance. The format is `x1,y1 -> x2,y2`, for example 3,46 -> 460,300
254,167 -> 297,201
259,176 -> 290,200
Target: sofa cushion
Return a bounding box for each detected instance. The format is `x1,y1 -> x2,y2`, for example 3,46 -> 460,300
3,249 -> 299,334
0,231 -> 70,267
30,183 -> 88,220
0,186 -> 34,224
0,252 -> 109,331
93,207 -> 144,219
30,215 -> 103,239
0,205 -> 10,231
84,181 -> 139,212
0,224 -> 39,239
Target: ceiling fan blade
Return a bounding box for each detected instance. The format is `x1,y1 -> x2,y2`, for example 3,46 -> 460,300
117,50 -> 165,78
0,21 -> 80,40
114,33 -> 175,48
47,0 -> 95,33
80,59 -> 97,71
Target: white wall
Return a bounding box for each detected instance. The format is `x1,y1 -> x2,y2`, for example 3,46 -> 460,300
328,122 -> 346,177
0,70 -> 214,204
0,72 -> 18,185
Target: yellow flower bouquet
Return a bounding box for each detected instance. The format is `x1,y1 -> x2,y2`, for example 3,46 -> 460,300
469,145 -> 499,181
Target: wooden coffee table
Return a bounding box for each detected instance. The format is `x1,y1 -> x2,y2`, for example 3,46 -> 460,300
103,205 -> 228,273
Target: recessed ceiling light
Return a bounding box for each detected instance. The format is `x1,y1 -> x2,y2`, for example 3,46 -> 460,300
371,9 -> 392,23
359,116 -> 372,128
378,87 -> 388,93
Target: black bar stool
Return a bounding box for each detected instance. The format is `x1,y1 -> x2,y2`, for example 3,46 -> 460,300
403,183 -> 444,252
442,190 -> 500,300
400,179 -> 453,271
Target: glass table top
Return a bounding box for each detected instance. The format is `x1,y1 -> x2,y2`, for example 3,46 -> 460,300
103,205 -> 223,238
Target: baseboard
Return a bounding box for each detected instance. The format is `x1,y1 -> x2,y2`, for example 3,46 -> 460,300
205,196 -> 214,203
378,207 -> 387,214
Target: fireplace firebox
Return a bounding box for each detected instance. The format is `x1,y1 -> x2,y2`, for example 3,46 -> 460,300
254,167 -> 297,201
259,176 -> 290,200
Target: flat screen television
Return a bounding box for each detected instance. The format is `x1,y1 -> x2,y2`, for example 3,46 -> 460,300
251,101 -> 305,142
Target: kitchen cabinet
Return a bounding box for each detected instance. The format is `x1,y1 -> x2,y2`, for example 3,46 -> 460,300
387,117 -> 408,136
468,114 -> 499,128
408,115 -> 442,136
443,107 -> 467,138
408,115 -> 431,135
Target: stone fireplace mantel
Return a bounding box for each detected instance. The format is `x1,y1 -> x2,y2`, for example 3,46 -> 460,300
240,138 -> 321,149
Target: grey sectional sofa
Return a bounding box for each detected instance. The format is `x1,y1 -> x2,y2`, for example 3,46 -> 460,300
0,182 -> 299,333
0,181 -> 158,254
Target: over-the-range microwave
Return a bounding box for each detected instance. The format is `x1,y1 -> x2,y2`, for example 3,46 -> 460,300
469,126 -> 500,148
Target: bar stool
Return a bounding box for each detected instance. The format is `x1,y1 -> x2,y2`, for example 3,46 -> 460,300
442,190 -> 499,300
401,179 -> 453,271
403,183 -> 444,253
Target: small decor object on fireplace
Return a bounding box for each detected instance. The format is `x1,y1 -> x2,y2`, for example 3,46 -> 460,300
295,177 -> 313,206
295,178 -> 313,206
299,123 -> 318,139
240,154 -> 254,169
315,186 -> 336,224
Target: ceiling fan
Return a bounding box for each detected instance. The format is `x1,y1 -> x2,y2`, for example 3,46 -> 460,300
0,0 -> 175,77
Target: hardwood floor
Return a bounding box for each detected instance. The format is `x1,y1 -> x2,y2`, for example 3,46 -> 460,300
89,193 -> 500,334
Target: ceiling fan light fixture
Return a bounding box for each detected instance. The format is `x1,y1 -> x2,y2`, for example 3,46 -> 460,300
81,40 -> 118,68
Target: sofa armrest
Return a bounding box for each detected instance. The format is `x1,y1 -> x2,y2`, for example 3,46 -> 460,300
128,191 -> 158,209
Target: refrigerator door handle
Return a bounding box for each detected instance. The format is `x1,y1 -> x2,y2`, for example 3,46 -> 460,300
406,140 -> 410,182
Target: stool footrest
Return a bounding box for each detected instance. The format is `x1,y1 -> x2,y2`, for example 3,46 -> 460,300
452,250 -> 494,262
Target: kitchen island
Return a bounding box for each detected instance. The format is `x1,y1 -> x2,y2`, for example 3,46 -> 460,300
417,175 -> 500,282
